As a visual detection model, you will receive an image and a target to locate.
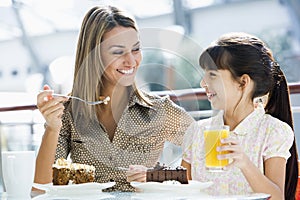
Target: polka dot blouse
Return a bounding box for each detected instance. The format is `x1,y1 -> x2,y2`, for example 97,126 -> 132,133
54,90 -> 194,192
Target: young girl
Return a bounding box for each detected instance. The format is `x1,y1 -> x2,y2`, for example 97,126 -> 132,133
182,32 -> 298,199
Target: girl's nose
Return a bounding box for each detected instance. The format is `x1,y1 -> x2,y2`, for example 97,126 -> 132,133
200,79 -> 208,88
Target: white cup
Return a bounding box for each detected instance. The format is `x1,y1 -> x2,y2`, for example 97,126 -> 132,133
1,151 -> 35,198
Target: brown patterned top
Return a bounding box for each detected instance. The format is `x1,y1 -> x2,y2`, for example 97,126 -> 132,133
55,90 -> 194,192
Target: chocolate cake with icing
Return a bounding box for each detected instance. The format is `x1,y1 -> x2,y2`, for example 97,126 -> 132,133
52,158 -> 95,185
146,162 -> 188,184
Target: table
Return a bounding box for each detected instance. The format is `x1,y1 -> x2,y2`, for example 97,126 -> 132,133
0,191 -> 271,200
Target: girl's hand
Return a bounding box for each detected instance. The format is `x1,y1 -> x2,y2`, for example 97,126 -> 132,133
217,137 -> 251,170
37,85 -> 68,132
126,165 -> 147,182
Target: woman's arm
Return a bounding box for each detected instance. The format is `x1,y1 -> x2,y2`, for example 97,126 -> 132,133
34,85 -> 67,184
34,128 -> 60,183
181,160 -> 192,180
126,165 -> 147,182
164,98 -> 195,146
126,161 -> 193,182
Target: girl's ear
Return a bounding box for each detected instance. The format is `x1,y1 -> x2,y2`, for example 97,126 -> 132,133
239,74 -> 251,89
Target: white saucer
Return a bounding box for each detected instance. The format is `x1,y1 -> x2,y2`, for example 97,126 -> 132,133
32,182 -> 115,195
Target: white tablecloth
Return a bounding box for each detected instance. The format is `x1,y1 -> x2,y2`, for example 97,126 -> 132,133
0,191 -> 271,200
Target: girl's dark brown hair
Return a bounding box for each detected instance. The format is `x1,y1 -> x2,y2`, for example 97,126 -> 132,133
199,32 -> 298,199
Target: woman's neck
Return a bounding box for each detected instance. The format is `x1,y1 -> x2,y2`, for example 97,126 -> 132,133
100,84 -> 129,113
97,85 -> 130,141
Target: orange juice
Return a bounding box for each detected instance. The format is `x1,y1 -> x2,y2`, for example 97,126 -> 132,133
204,126 -> 229,171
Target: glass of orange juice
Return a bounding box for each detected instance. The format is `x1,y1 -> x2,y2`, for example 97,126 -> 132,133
204,125 -> 230,172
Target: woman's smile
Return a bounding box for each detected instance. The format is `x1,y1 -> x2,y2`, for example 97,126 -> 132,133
117,67 -> 135,75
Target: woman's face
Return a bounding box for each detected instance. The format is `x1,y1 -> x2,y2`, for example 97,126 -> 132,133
200,69 -> 242,111
101,26 -> 142,87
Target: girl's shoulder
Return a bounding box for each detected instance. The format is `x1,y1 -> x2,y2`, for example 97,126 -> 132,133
261,113 -> 293,135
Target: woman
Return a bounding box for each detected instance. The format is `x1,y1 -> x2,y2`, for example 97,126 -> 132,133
182,32 -> 298,199
35,5 -> 194,192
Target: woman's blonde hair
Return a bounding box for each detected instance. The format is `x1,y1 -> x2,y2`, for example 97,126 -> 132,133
70,6 -> 150,119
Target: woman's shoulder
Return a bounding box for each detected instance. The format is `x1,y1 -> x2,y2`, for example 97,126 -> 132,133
139,90 -> 193,119
141,90 -> 171,102
140,90 -> 181,108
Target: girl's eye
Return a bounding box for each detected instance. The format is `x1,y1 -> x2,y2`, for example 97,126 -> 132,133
209,72 -> 217,77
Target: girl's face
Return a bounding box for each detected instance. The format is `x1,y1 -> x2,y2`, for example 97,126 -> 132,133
101,26 -> 142,87
200,69 -> 242,111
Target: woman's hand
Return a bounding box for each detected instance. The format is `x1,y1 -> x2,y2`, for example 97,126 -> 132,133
37,85 -> 67,132
126,165 -> 147,182
217,137 -> 251,170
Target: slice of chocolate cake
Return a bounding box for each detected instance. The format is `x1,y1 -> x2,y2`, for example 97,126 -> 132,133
146,162 -> 188,184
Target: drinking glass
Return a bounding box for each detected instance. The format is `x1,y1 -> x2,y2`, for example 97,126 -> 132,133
204,125 -> 230,172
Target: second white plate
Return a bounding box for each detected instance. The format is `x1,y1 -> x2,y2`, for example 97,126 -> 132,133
131,180 -> 213,193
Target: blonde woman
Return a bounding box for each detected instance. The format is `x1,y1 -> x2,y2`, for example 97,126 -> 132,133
35,5 -> 194,192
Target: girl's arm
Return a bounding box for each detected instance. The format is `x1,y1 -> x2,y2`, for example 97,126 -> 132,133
242,157 -> 285,200
219,138 -> 285,200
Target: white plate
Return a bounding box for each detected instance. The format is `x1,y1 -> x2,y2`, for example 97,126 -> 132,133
220,193 -> 271,200
32,193 -> 115,200
131,180 -> 213,193
32,182 -> 115,195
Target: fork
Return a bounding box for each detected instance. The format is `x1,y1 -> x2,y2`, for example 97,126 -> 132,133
52,93 -> 110,105
116,167 -> 152,171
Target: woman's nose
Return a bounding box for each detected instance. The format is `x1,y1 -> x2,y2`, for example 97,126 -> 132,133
124,52 -> 135,66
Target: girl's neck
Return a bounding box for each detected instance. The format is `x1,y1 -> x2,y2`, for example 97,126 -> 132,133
223,104 -> 255,131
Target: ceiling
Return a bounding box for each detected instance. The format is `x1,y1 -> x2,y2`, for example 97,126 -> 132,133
0,0 -> 245,41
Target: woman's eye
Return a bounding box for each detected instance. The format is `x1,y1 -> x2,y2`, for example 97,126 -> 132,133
112,50 -> 124,55
132,47 -> 141,52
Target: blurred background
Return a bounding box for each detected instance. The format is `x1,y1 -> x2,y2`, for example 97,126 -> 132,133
0,0 -> 300,93
0,0 -> 300,190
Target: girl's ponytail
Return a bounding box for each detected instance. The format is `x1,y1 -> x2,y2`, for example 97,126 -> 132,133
265,63 -> 298,200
